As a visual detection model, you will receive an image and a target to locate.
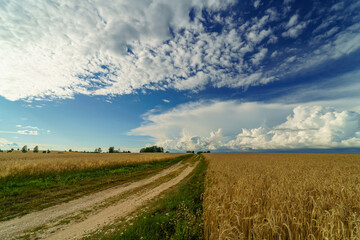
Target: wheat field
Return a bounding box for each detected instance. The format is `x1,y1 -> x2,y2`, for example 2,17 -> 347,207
0,151 -> 187,177
203,153 -> 360,240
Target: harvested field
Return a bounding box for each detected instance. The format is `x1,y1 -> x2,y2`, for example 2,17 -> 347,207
0,152 -> 187,177
203,153 -> 360,240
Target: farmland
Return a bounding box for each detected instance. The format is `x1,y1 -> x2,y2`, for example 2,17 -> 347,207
0,152 -> 188,221
0,151 -> 187,177
2,152 -> 360,239
203,153 -> 360,239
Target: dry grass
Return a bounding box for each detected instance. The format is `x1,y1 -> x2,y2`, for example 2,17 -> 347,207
0,151 -> 187,177
203,153 -> 360,240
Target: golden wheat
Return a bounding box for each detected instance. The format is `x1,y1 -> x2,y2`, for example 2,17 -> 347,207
203,153 -> 360,240
0,151 -> 187,177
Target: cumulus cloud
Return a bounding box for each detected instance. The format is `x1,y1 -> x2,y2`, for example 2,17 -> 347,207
130,101 -> 360,151
129,100 -> 292,141
230,106 -> 360,149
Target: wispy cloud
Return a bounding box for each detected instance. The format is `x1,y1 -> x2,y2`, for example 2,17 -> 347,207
16,125 -> 40,130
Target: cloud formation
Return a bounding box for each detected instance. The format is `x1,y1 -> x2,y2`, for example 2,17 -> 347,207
0,138 -> 19,149
130,101 -> 360,151
1,0 -> 359,101
17,130 -> 39,135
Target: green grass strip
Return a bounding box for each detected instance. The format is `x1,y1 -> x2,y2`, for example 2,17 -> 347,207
0,155 -> 190,221
89,155 -> 207,240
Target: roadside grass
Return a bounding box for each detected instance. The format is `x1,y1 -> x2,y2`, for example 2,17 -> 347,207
0,155 -> 190,221
85,155 -> 207,240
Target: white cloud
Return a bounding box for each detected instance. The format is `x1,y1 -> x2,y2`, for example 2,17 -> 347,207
331,2 -> 344,11
163,99 -> 170,103
0,0 -> 239,101
16,125 -> 39,130
251,48 -> 268,65
17,130 -> 38,135
254,0 -> 261,8
130,101 -> 360,151
286,14 -> 298,28
270,50 -> 278,58
282,22 -> 307,38
0,1 -> 359,102
0,138 -> 19,149
129,100 -> 292,139
230,106 -> 360,150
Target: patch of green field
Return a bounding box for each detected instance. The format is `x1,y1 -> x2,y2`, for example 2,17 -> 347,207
0,155 -> 190,221
87,155 -> 207,240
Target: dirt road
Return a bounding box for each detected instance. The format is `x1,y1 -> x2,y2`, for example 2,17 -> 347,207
0,158 -> 198,240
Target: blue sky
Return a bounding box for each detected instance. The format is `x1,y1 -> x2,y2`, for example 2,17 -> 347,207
1,0 -> 360,152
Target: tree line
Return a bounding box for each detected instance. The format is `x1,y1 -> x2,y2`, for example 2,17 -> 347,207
1,145 -> 209,154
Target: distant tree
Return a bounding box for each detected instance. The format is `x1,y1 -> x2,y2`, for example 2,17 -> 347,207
0,149 -> 3,152
196,151 -> 203,154
206,150 -> 211,153
17,148 -> 19,151
69,149 -> 72,152
47,149 -> 50,153
186,150 -> 194,153
166,151 -> 170,153
140,146 -> 164,153
42,150 -> 46,153
7,148 -> 14,153
94,147 -> 102,153
21,145 -> 28,153
33,146 -> 39,153
109,146 -> 115,153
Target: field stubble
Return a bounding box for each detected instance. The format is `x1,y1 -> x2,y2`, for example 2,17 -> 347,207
0,151 -> 187,177
203,153 -> 360,240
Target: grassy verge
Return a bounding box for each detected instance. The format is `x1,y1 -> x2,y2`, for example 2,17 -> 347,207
0,155 -> 190,221
86,155 -> 207,240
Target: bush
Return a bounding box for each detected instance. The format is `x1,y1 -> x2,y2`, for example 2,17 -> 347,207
140,146 -> 164,153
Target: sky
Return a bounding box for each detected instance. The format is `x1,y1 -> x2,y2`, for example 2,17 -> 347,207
1,0 -> 360,153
